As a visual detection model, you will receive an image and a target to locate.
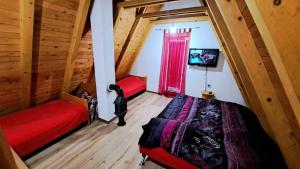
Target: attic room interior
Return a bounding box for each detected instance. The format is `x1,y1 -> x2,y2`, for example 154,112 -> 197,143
0,0 -> 300,168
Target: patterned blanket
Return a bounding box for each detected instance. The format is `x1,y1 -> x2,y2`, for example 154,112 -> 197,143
139,95 -> 287,169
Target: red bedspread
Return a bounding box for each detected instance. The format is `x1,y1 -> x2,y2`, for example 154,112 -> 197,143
0,99 -> 88,157
117,76 -> 146,99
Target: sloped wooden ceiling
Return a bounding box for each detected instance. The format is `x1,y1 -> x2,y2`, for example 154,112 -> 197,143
114,7 -> 136,64
115,5 -> 163,80
0,0 -> 94,114
203,0 -> 300,168
114,0 -> 207,80
0,0 -> 22,114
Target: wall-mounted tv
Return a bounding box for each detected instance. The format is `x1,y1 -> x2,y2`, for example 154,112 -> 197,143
188,48 -> 219,67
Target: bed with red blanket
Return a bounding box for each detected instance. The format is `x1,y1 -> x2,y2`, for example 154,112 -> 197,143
117,76 -> 146,99
0,93 -> 88,158
139,94 -> 287,169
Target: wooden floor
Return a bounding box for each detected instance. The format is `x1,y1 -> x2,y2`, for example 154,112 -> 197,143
25,92 -> 172,169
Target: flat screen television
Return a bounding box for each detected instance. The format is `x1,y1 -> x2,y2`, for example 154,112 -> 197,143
188,48 -> 219,67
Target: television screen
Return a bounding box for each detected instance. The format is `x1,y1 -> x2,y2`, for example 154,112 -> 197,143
188,48 -> 219,67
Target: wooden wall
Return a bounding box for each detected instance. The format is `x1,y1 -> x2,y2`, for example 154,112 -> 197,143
70,22 -> 94,92
0,0 -> 94,114
0,0 -> 21,114
31,0 -> 79,105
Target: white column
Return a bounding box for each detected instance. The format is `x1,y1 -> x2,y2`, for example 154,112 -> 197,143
90,0 -> 116,121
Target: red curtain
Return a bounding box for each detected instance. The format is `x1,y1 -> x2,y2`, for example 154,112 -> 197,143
159,28 -> 191,96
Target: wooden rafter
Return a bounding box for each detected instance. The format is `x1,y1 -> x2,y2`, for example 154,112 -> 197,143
153,15 -> 209,24
139,7 -> 207,18
199,0 -> 252,109
152,13 -> 207,21
19,0 -> 35,109
203,0 -> 272,135
62,0 -> 91,93
117,0 -> 179,8
113,7 -> 136,63
206,0 -> 300,168
206,13 -> 251,107
115,7 -> 146,71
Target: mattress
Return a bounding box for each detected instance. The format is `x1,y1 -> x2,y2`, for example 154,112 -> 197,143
0,99 -> 88,157
117,76 -> 146,99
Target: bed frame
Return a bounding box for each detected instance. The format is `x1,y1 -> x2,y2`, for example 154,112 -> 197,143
0,92 -> 90,169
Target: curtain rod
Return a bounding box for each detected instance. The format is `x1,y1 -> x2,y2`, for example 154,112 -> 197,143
155,26 -> 200,31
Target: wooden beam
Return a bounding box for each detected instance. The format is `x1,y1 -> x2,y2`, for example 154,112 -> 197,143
152,15 -> 209,24
139,7 -> 207,18
245,0 -> 300,128
206,11 -> 251,108
62,0 -> 91,93
117,0 -> 179,8
208,0 -> 300,168
115,8 -> 146,71
153,13 -> 207,21
19,0 -> 35,108
204,0 -> 269,127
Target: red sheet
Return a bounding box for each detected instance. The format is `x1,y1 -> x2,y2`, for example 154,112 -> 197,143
117,76 -> 146,99
0,99 -> 88,157
140,147 -> 198,169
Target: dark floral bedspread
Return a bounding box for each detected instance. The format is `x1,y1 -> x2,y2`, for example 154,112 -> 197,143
138,94 -> 287,169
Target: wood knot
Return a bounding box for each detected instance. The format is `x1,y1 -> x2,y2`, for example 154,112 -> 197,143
267,97 -> 272,102
274,0 -> 281,6
238,16 -> 243,21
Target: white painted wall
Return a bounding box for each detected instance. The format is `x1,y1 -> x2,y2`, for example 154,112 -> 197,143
130,21 -> 245,105
90,0 -> 116,121
162,0 -> 201,11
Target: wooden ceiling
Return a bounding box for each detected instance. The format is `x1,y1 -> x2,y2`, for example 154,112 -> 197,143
203,0 -> 300,168
0,0 -> 300,168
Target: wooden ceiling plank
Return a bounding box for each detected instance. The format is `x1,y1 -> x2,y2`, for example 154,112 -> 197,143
62,0 -> 91,93
19,0 -> 35,108
117,0 -> 179,8
208,0 -> 300,168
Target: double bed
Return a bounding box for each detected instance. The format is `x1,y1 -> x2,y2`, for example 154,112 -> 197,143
139,94 -> 287,169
